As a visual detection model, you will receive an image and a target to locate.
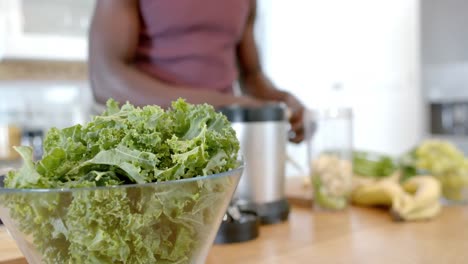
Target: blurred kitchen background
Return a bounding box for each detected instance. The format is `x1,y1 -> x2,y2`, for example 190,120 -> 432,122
0,0 -> 467,175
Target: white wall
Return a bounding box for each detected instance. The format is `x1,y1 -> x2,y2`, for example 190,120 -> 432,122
257,0 -> 424,175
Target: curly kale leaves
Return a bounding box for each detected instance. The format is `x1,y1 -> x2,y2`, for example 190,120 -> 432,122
2,99 -> 240,264
6,98 -> 239,188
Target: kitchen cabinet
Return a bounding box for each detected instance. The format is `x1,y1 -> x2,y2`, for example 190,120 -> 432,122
421,0 -> 468,152
0,0 -> 95,61
422,0 -> 468,101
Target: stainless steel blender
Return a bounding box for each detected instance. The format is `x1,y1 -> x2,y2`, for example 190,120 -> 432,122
221,103 -> 290,224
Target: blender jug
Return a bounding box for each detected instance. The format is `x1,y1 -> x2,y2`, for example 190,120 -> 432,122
305,107 -> 353,211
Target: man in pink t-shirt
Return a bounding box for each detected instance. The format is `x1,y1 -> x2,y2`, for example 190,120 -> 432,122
89,0 -> 305,142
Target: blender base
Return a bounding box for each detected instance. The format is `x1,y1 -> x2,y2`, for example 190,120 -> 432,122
241,199 -> 290,225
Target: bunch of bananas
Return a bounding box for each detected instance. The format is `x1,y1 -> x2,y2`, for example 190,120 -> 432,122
351,149 -> 443,221
351,172 -> 441,221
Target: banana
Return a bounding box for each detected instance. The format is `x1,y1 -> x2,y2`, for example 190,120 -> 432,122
352,180 -> 404,206
352,171 -> 401,191
392,199 -> 441,221
351,174 -> 442,221
396,176 -> 441,216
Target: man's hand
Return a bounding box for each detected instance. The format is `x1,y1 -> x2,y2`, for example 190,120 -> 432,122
285,93 -> 305,143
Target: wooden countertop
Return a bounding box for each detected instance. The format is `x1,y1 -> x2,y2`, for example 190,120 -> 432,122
2,206 -> 468,264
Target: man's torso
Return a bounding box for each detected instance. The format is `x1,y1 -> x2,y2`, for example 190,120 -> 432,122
135,0 -> 252,93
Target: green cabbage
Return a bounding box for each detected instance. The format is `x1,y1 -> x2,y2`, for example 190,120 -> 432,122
1,99 -> 240,263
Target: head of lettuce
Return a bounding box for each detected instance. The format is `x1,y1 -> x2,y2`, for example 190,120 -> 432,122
1,99 -> 241,264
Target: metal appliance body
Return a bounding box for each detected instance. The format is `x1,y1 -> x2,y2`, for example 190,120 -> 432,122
221,104 -> 290,224
233,121 -> 287,204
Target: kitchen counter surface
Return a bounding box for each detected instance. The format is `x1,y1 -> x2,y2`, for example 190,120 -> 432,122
1,206 -> 468,264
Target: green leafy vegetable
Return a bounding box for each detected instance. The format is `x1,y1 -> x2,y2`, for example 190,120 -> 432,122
353,151 -> 397,178
1,99 -> 240,263
398,148 -> 419,182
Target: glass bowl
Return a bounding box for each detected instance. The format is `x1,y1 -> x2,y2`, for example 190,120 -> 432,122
0,166 -> 243,264
435,173 -> 468,204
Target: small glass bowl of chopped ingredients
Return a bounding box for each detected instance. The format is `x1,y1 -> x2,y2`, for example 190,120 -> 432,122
410,140 -> 468,204
436,171 -> 468,203
305,108 -> 353,211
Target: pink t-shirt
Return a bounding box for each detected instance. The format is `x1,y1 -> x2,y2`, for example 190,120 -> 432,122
134,0 -> 251,94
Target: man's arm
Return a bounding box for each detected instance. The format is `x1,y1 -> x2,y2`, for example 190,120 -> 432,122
237,0 -> 305,142
88,0 -> 260,109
